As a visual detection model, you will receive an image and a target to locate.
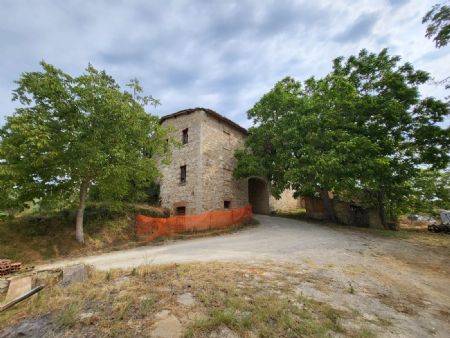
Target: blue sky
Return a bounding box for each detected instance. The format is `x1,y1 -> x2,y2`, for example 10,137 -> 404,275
1,0 -> 449,128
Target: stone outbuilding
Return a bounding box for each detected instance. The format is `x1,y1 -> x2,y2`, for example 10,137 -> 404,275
158,108 -> 300,215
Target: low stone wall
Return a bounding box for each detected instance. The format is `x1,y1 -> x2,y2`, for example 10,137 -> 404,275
305,196 -> 383,228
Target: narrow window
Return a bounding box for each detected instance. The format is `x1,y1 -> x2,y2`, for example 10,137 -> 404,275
180,165 -> 187,183
223,130 -> 231,150
164,139 -> 169,153
176,206 -> 186,215
182,128 -> 189,144
224,201 -> 231,209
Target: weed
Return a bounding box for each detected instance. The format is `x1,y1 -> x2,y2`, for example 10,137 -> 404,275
348,282 -> 355,294
140,294 -> 158,314
56,303 -> 79,328
354,327 -> 376,338
113,301 -> 130,320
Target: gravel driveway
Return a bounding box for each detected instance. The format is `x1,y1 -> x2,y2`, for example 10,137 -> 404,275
36,215 -> 450,337
37,215 -> 382,271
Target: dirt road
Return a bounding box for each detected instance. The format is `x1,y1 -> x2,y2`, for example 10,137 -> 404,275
36,215 -> 450,337
36,215 -> 394,270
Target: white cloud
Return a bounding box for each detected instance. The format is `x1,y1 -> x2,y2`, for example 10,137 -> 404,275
0,0 -> 448,127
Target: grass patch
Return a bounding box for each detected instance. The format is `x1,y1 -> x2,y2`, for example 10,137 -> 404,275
0,262 -> 377,337
354,226 -> 450,249
189,292 -> 346,337
56,302 -> 80,328
0,203 -> 189,265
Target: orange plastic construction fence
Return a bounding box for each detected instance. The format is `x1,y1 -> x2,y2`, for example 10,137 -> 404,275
136,205 -> 253,240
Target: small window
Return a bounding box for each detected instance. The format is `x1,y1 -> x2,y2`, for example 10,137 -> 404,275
223,130 -> 231,150
164,139 -> 169,153
182,128 -> 189,144
224,201 -> 231,209
180,165 -> 187,183
176,206 -> 186,215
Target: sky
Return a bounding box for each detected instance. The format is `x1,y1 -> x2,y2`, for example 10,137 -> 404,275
0,0 -> 449,128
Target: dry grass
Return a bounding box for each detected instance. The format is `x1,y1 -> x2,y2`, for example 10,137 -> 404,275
0,262 -> 378,337
0,214 -> 144,265
0,205 -> 257,266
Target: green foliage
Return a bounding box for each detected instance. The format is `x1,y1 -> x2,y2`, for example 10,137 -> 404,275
423,2 -> 450,48
0,61 -> 170,240
236,49 -> 450,223
402,169 -> 450,216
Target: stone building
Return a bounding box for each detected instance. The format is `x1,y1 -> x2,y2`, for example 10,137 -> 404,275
158,108 -> 299,215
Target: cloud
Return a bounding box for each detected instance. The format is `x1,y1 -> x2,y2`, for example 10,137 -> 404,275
334,12 -> 380,43
388,0 -> 410,8
0,0 -> 449,128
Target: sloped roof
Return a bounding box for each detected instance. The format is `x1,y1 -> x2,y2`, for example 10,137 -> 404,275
160,108 -> 248,135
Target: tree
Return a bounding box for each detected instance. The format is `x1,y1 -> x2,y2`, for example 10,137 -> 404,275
0,62 -> 169,243
423,2 -> 450,94
423,2 -> 450,48
236,49 -> 450,227
402,169 -> 450,216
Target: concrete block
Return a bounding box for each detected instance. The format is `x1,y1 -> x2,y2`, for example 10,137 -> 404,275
5,276 -> 32,302
62,264 -> 87,287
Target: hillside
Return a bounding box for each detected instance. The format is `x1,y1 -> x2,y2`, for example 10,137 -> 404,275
0,204 -> 168,265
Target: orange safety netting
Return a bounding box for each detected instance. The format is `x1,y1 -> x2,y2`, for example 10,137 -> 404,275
136,205 -> 253,240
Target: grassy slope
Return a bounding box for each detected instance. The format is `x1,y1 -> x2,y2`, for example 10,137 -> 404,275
0,205 -> 259,266
0,204 -> 167,265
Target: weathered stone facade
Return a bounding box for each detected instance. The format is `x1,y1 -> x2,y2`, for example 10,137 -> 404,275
158,108 -> 298,215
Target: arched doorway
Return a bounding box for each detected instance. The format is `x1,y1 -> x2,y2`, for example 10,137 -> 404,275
248,177 -> 269,214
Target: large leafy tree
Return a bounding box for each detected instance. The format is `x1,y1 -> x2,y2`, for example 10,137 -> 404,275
331,49 -> 449,224
402,169 -> 450,216
423,1 -> 450,48
423,2 -> 450,93
0,62 -> 168,243
236,49 -> 450,227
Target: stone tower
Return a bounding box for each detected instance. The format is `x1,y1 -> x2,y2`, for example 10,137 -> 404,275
158,108 -> 299,215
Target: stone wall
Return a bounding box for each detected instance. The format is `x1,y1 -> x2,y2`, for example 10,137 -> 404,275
159,111 -> 203,214
269,188 -> 301,212
200,111 -> 248,211
159,109 -> 248,214
305,196 -> 384,228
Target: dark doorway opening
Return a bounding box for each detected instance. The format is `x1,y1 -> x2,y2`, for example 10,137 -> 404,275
248,177 -> 269,214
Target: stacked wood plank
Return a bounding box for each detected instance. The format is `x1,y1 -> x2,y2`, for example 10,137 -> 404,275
0,260 -> 22,276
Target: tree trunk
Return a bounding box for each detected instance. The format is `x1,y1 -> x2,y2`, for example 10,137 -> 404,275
377,192 -> 388,229
76,180 -> 89,244
319,188 -> 337,222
